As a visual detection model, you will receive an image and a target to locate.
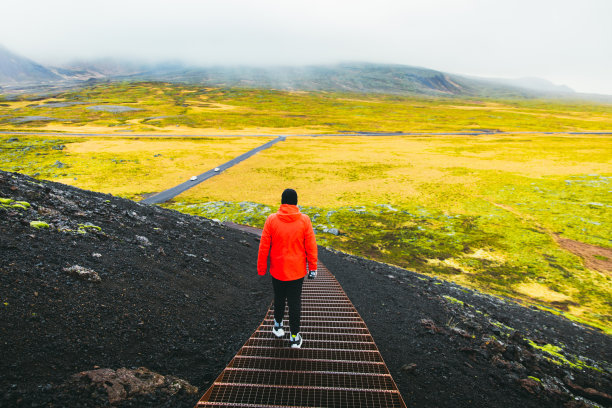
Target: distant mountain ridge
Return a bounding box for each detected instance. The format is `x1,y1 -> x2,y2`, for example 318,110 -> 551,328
470,75 -> 575,95
128,63 -> 472,96
0,45 -> 61,84
0,44 -> 593,100
71,61 -> 578,98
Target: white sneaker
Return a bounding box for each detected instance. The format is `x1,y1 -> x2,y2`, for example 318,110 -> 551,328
290,333 -> 303,348
272,320 -> 285,337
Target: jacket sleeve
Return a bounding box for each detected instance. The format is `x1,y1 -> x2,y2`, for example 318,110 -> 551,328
304,216 -> 318,271
257,216 -> 272,275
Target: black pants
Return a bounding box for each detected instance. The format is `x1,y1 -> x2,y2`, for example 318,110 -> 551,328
272,277 -> 304,335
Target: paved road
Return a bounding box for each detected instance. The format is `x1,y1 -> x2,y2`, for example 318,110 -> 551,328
141,136 -> 285,204
2,131 -> 612,137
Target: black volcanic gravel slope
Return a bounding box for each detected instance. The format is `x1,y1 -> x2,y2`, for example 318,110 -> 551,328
320,250 -> 612,408
1,169 -> 611,408
0,170 -> 269,407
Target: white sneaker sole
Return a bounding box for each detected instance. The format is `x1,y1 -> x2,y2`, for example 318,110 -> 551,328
272,328 -> 285,337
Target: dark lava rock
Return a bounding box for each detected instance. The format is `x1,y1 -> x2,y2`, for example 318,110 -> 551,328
60,366 -> 198,406
319,247 -> 612,408
0,170 -> 267,407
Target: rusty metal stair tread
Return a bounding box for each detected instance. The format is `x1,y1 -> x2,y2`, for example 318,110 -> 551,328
261,321 -> 368,328
198,384 -> 405,408
251,331 -> 375,343
245,338 -> 379,351
217,369 -> 398,390
195,262 -> 406,407
228,356 -> 391,375
257,327 -> 370,335
237,347 -> 385,363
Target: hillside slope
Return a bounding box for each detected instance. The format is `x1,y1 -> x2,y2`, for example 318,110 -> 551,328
0,170 -> 269,407
65,60 -> 581,98
108,62 -> 572,98
1,170 -> 610,407
133,63 -> 473,96
1,44 -> 586,99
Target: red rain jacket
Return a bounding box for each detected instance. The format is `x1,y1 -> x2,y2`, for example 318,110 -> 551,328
257,204 -> 318,281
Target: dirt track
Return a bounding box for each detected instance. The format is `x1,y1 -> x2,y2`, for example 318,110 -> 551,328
554,235 -> 612,276
487,200 -> 611,276
1,130 -> 612,137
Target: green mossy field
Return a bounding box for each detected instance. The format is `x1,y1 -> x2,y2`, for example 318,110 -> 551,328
2,82 -> 612,133
1,82 -> 611,333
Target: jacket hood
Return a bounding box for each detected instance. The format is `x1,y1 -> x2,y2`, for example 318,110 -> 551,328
277,204 -> 302,223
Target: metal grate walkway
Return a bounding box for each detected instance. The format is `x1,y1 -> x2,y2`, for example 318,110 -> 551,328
195,262 -> 407,407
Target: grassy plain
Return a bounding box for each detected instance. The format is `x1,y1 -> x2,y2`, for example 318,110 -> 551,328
166,135 -> 612,332
1,82 -> 611,332
2,82 -> 612,134
0,136 -> 273,199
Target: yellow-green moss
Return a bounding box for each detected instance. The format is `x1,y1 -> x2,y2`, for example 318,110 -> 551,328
533,305 -> 611,336
443,295 -> 465,306
77,224 -> 102,233
527,340 -> 604,372
491,320 -> 515,333
10,201 -> 30,210
3,82 -> 610,133
0,198 -> 30,210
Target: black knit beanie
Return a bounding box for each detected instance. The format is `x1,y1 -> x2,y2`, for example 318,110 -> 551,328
281,188 -> 298,205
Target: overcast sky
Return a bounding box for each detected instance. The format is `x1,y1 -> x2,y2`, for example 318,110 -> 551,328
2,0 -> 611,94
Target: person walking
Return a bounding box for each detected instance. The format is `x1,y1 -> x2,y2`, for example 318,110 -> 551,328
257,188 -> 318,348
